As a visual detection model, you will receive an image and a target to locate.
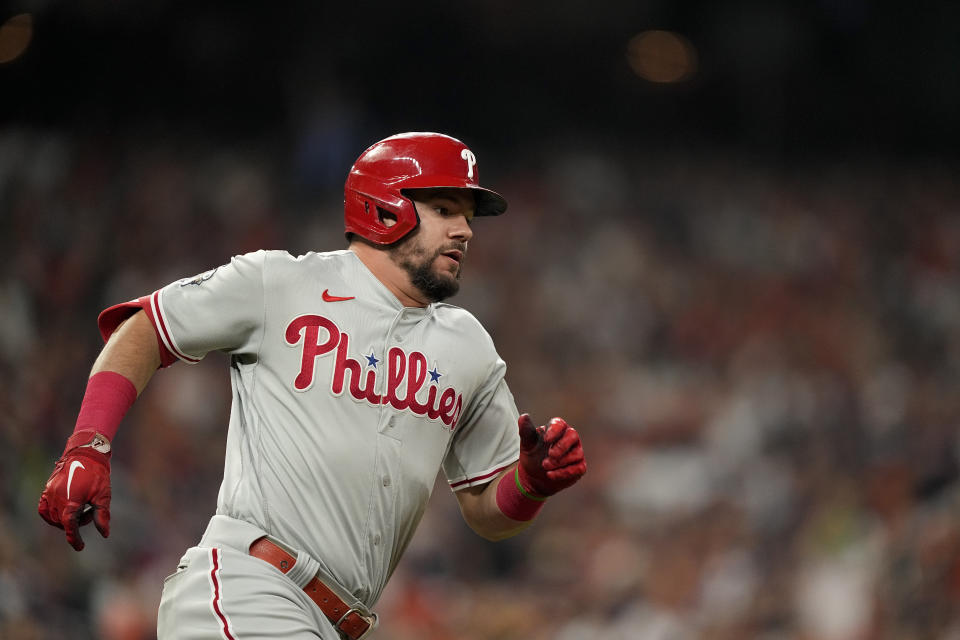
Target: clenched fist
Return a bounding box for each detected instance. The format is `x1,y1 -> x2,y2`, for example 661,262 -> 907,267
38,431 -> 112,551
517,414 -> 586,497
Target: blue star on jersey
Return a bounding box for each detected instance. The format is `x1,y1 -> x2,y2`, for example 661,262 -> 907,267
366,352 -> 379,368
429,367 -> 442,383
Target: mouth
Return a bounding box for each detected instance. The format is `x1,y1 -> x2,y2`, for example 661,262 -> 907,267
441,249 -> 464,264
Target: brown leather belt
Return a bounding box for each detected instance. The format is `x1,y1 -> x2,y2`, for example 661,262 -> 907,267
249,536 -> 375,640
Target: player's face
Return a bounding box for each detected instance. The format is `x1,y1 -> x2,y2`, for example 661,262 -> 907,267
389,188 -> 475,302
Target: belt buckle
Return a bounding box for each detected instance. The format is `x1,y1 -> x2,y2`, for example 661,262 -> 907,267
336,608 -> 378,640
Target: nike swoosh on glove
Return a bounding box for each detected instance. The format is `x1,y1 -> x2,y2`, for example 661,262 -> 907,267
38,431 -> 112,551
517,414 -> 587,497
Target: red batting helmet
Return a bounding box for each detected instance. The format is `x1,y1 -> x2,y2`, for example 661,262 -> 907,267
344,132 -> 508,245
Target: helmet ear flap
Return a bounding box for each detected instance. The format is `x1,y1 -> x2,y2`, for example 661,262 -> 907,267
344,185 -> 418,245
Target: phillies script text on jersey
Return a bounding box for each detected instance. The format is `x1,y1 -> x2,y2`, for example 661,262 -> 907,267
285,314 -> 464,429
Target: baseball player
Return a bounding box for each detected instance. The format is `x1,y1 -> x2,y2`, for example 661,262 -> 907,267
38,132 -> 587,639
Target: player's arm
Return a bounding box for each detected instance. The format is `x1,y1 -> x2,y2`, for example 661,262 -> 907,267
91,309 -> 162,390
38,310 -> 161,551
455,414 -> 586,541
455,466 -> 534,541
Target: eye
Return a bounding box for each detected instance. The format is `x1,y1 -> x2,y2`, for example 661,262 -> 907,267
435,206 -> 450,216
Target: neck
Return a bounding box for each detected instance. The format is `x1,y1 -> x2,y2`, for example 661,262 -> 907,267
349,242 -> 430,308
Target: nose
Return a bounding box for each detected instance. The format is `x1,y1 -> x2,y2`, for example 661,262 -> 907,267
449,214 -> 473,242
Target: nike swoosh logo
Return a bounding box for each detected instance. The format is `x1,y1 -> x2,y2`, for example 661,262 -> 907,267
67,460 -> 85,500
322,289 -> 355,302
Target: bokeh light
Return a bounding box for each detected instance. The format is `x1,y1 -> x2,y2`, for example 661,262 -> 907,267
627,29 -> 698,83
0,13 -> 33,64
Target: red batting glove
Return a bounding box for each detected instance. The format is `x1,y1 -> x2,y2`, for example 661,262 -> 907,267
517,414 -> 587,497
38,431 -> 112,551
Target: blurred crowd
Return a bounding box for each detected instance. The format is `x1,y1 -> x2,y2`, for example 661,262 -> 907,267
2,125 -> 960,640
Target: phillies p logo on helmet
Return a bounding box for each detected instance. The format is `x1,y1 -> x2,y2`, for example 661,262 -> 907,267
460,149 -> 477,179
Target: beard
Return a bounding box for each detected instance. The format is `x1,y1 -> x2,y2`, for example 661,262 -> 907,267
390,237 -> 465,303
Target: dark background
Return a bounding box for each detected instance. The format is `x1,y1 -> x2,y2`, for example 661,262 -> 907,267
6,1 -> 960,155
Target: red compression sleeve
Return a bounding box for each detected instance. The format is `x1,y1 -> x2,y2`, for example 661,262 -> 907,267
71,371 -> 138,444
495,467 -> 547,522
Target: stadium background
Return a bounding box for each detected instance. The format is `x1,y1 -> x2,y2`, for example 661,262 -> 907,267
2,2 -> 960,638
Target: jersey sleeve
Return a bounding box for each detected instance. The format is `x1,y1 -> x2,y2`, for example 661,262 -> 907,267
113,251 -> 268,365
444,362 -> 521,491
98,294 -> 179,367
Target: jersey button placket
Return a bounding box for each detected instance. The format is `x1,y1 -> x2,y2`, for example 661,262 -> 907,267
377,312 -> 403,433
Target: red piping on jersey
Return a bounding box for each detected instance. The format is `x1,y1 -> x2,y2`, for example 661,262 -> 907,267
209,548 -> 236,640
152,290 -> 201,363
449,461 -> 515,489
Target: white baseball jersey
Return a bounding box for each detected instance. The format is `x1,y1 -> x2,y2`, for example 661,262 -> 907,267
110,249 -> 520,608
